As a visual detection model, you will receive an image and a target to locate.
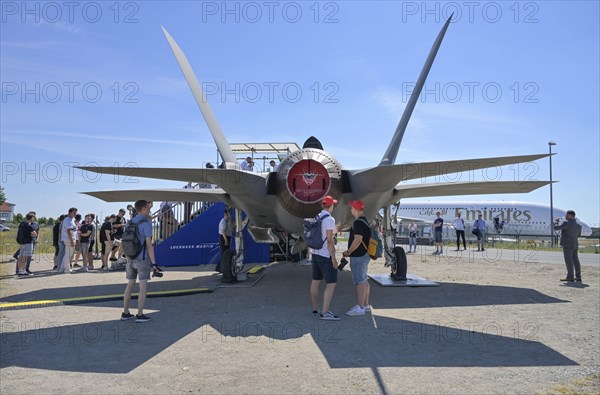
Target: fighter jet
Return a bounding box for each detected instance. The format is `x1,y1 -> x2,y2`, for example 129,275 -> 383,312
78,16 -> 551,280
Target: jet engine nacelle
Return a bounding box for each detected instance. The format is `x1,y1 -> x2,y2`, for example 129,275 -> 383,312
276,148 -> 343,218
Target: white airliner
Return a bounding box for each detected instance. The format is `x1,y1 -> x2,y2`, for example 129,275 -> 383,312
396,201 -> 593,237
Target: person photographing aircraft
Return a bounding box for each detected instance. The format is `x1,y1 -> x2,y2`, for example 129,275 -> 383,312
554,210 -> 582,282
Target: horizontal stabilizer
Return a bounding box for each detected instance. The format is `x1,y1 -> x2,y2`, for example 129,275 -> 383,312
351,153 -> 550,194
390,181 -> 551,202
81,188 -> 231,204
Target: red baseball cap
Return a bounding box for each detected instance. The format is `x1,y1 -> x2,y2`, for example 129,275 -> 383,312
321,196 -> 338,206
349,200 -> 364,211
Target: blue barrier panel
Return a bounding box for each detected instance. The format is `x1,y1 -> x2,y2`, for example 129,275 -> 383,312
155,202 -> 270,267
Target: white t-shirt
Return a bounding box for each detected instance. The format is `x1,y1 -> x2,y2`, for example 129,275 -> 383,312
312,210 -> 335,258
61,216 -> 77,243
219,218 -> 233,237
408,223 -> 418,234
452,217 -> 465,231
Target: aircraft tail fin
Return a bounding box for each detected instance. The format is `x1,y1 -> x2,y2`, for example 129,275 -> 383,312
379,15 -> 453,166
161,26 -> 237,167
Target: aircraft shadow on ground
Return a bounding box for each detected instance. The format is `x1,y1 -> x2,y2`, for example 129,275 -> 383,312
0,268 -> 576,373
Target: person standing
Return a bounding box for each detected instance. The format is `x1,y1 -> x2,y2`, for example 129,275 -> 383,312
87,213 -> 97,269
15,211 -> 38,274
216,209 -> 234,273
452,212 -> 466,251
100,215 -> 116,271
432,211 -> 444,255
16,213 -> 38,276
78,215 -> 93,272
554,210 -> 583,282
53,214 -> 66,270
121,200 -> 158,323
72,214 -> 82,268
240,157 -> 253,171
183,182 -> 194,225
473,214 -> 486,251
110,209 -> 127,261
342,200 -> 371,316
269,160 -> 279,172
309,195 -> 341,321
407,221 -> 418,254
159,201 -> 178,239
58,208 -> 77,273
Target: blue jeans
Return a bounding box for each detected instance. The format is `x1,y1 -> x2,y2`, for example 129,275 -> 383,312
477,231 -> 485,250
408,236 -> 417,251
350,254 -> 370,284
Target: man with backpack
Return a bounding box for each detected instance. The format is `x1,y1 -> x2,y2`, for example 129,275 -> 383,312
308,195 -> 341,321
342,200 -> 372,316
16,213 -> 38,276
121,199 -> 157,323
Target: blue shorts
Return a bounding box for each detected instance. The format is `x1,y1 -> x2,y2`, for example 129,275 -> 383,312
350,254 -> 370,284
312,254 -> 337,284
434,231 -> 443,243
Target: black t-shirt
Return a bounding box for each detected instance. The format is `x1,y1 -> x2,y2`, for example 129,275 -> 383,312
53,222 -> 60,246
434,217 -> 444,232
348,217 -> 371,257
80,223 -> 92,243
20,222 -> 34,244
100,221 -> 112,243
113,216 -> 125,237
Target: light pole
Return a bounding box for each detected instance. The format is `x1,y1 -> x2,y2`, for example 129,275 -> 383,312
549,141 -> 557,247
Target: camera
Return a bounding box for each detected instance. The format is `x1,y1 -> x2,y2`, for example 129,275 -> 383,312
152,265 -> 164,278
338,257 -> 348,271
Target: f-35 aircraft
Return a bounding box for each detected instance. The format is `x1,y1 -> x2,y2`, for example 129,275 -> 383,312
79,16 -> 551,280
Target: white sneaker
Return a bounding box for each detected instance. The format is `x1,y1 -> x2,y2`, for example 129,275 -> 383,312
364,304 -> 371,312
346,305 -> 365,316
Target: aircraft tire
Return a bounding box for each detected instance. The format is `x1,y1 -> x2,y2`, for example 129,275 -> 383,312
221,249 -> 237,283
392,246 -> 407,281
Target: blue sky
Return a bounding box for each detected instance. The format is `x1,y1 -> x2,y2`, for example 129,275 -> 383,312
1,1 -> 599,226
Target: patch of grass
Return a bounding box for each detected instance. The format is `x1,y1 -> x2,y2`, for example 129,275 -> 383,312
538,372 -> 600,395
0,225 -> 55,262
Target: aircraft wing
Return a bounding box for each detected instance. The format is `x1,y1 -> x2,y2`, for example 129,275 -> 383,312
396,216 -> 432,224
386,180 -> 550,203
350,153 -> 550,194
81,188 -> 232,204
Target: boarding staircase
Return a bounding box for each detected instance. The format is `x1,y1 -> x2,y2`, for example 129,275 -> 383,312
149,184 -> 271,267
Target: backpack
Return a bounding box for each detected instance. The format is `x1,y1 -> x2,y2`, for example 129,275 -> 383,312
357,218 -> 383,260
122,219 -> 148,259
303,214 -> 330,249
16,221 -> 27,244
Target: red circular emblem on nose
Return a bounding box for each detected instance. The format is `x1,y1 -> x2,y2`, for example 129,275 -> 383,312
286,159 -> 331,203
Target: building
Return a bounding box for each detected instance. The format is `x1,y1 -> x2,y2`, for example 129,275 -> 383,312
0,202 -> 15,223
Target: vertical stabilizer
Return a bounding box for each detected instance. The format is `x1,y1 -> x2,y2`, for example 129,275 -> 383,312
379,15 -> 453,166
161,26 -> 237,166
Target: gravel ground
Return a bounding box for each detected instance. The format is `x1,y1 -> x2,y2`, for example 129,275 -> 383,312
1,248 -> 599,394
